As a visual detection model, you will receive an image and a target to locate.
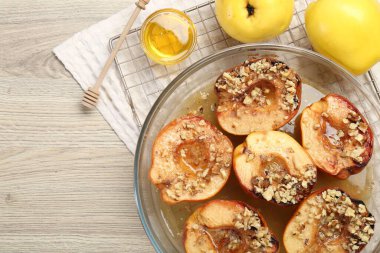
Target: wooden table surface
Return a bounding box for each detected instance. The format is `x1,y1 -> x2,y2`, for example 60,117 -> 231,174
0,0 -> 153,252
1,1 -> 380,253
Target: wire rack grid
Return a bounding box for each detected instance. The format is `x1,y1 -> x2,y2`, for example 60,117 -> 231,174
110,0 -> 380,129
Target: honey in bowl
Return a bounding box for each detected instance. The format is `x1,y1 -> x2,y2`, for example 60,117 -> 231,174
141,9 -> 196,65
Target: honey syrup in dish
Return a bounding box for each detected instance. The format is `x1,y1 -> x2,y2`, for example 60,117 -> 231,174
154,83 -> 374,252
141,9 -> 196,65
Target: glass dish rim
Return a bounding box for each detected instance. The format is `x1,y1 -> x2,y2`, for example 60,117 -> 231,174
134,43 -> 380,253
140,8 -> 197,65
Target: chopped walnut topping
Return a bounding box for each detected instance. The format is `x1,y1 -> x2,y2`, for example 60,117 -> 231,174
337,111 -> 369,163
216,71 -> 247,96
348,130 -> 359,137
242,87 -> 269,107
251,87 -> 261,97
232,207 -> 274,250
281,79 -> 299,112
358,122 -> 368,133
349,123 -> 357,130
243,96 -> 253,105
262,186 -> 275,201
223,72 -> 236,82
227,236 -> 240,250
350,147 -> 366,162
251,162 -> 316,205
358,204 -> 367,214
290,189 -> 375,252
239,66 -> 249,77
180,132 -> 187,140
345,207 -> 355,217
355,134 -> 364,143
215,58 -> 299,112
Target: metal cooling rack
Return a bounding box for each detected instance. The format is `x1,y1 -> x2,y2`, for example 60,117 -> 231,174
110,0 -> 380,128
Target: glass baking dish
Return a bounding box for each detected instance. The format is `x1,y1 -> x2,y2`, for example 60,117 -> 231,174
134,44 -> 380,253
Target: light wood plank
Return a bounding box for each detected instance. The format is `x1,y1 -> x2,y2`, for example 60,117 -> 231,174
0,0 -> 155,252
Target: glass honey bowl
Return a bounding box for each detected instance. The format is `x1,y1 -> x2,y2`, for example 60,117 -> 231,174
140,8 -> 197,65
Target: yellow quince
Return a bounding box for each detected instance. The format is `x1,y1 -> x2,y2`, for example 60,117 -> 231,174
215,0 -> 294,43
305,0 -> 380,75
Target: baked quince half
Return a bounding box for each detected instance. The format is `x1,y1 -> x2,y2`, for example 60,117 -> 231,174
284,188 -> 375,253
233,131 -> 317,205
215,57 -> 302,135
183,200 -> 279,253
300,94 -> 374,179
149,115 -> 233,204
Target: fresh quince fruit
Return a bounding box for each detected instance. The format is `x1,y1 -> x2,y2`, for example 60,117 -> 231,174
305,0 -> 380,75
215,0 -> 294,43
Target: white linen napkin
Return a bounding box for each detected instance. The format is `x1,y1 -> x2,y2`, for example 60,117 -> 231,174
54,0 -> 380,155
53,0 -> 209,154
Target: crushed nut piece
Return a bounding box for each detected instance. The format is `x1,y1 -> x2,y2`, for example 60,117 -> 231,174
355,134 -> 364,143
349,123 -> 358,130
243,96 -> 253,105
358,122 -> 368,133
200,91 -> 209,100
262,186 -> 275,201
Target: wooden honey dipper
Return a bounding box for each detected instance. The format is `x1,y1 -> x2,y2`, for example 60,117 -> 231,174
82,0 -> 150,108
